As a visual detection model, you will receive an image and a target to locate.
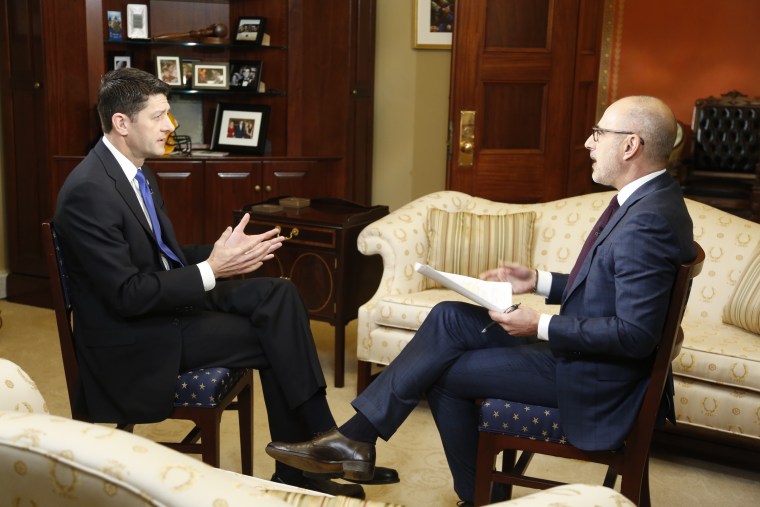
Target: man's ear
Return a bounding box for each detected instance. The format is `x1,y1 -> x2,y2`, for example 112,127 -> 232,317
111,113 -> 129,135
622,135 -> 642,161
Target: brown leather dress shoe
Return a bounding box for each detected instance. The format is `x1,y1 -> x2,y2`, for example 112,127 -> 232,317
266,428 -> 376,481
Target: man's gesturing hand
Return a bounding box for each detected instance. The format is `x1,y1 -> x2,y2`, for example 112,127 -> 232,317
207,213 -> 285,278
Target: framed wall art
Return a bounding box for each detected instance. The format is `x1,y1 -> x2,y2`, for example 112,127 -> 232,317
156,56 -> 182,87
230,61 -> 262,90
192,62 -> 230,90
414,0 -> 454,49
107,10 -> 123,40
108,52 -> 132,71
234,17 -> 267,44
126,4 -> 149,39
210,103 -> 270,154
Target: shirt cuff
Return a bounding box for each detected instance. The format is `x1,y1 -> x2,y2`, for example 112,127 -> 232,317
535,269 -> 551,296
537,313 -> 551,341
197,261 -> 216,291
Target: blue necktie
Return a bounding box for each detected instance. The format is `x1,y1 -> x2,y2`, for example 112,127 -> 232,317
135,169 -> 183,267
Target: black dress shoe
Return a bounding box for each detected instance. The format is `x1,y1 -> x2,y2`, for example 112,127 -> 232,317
343,465 -> 399,485
270,473 -> 366,499
266,428 -> 376,481
306,465 -> 400,485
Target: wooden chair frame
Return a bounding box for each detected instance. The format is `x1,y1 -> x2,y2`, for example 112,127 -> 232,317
41,220 -> 253,474
473,242 -> 705,507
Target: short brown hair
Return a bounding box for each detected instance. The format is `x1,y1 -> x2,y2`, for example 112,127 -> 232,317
97,67 -> 170,133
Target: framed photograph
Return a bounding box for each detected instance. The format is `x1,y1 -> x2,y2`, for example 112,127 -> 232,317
107,10 -> 123,40
413,0 -> 454,49
181,59 -> 200,88
126,4 -> 149,39
234,17 -> 267,44
230,61 -> 262,90
192,62 -> 230,90
156,56 -> 182,87
108,51 -> 132,71
210,103 -> 270,154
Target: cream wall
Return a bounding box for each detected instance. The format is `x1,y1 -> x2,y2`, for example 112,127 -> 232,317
372,0 -> 450,211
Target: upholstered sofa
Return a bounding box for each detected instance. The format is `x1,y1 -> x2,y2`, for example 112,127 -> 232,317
0,357 -> 633,506
356,190 -> 760,460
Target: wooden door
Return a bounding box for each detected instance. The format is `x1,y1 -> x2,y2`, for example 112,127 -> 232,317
446,0 -> 604,202
204,161 -> 258,243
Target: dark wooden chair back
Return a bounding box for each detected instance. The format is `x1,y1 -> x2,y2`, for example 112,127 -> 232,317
41,220 -> 254,474
473,242 -> 705,507
41,221 -> 88,421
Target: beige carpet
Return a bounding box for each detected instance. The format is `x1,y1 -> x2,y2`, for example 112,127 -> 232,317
1,300 -> 759,506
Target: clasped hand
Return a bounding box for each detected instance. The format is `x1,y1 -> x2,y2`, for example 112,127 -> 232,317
480,262 -> 539,336
207,213 -> 285,278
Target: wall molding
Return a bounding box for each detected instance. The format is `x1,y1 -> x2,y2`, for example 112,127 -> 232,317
0,271 -> 7,299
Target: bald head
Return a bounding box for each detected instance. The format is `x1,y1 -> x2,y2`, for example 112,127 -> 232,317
608,96 -> 677,165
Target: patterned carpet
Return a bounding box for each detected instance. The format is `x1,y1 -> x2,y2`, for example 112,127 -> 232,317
1,300 -> 759,506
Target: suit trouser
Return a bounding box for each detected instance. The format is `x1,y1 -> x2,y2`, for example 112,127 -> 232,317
352,301 -> 558,501
179,277 -> 326,443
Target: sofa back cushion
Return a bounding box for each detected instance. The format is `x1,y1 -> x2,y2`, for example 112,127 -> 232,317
425,209 -> 536,289
722,244 -> 760,334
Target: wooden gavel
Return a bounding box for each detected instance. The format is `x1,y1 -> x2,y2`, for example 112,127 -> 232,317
153,23 -> 228,41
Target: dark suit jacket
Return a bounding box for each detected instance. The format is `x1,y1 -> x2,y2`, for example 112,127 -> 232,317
54,139 -> 213,423
545,173 -> 695,450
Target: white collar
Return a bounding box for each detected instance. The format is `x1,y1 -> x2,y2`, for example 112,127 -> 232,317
617,169 -> 666,205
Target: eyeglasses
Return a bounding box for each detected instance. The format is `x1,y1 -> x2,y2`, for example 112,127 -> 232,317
591,125 -> 645,145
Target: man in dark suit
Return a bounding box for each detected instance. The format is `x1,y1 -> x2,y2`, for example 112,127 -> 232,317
54,67 -> 379,497
266,96 -> 696,505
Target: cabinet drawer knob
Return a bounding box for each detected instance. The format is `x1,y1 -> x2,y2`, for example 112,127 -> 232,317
275,226 -> 299,240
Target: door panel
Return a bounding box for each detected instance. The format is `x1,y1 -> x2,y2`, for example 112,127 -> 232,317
447,0 -> 604,202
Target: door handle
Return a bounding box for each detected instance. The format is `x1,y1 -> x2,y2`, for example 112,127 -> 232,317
459,110 -> 476,167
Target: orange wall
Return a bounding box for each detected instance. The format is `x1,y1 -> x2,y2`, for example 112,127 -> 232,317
605,0 -> 760,126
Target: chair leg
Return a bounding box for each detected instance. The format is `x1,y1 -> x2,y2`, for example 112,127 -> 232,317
473,432 -> 498,506
198,412 -> 222,469
237,382 -> 254,475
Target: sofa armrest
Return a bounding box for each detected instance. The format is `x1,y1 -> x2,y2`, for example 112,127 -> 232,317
357,190 -> 478,307
0,358 -> 48,414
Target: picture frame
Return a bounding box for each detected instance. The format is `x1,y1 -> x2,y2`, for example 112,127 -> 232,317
192,62 -> 230,90
413,0 -> 453,49
181,59 -> 200,88
234,17 -> 267,44
108,51 -> 132,71
229,61 -> 263,90
156,56 -> 182,87
210,103 -> 270,154
107,10 -> 123,40
126,4 -> 149,39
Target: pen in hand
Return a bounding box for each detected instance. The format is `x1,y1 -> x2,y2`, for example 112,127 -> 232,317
481,303 -> 521,333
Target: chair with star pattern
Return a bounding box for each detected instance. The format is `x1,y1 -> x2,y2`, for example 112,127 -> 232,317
42,220 -> 254,474
472,242 -> 704,507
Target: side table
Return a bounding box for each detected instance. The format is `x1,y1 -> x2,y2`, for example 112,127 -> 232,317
234,198 -> 389,387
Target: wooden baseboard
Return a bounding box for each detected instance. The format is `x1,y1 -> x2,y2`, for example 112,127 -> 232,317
653,424 -> 760,469
6,273 -> 52,308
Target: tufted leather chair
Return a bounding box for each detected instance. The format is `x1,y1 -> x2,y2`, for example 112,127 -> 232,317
679,90 -> 760,222
41,221 -> 254,474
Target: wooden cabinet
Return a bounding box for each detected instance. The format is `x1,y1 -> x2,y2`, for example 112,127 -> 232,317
150,160 -> 205,244
1,0 -> 376,305
234,198 -> 389,387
